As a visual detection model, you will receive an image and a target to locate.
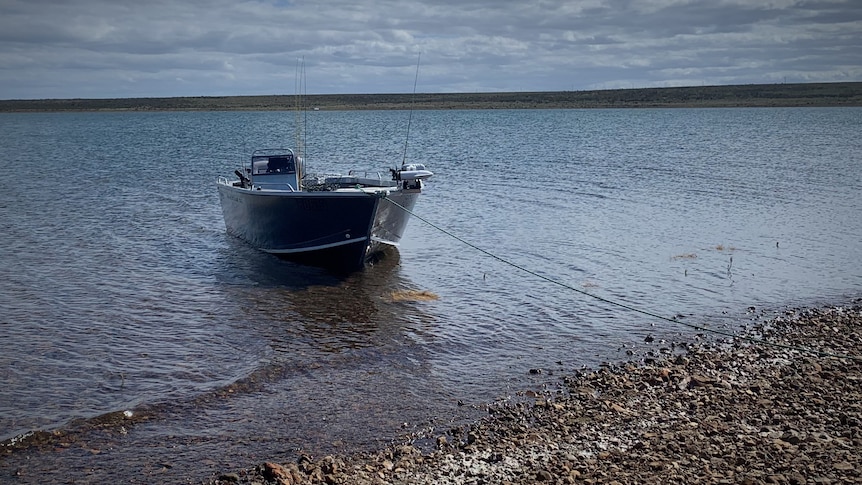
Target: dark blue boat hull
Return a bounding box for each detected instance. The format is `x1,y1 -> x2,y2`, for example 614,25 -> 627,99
217,185 -> 418,270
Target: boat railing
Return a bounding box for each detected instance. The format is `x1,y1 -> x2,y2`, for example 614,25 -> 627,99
253,182 -> 297,192
348,169 -> 389,182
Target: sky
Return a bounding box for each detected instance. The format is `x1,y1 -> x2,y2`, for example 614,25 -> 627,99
1,0 -> 860,100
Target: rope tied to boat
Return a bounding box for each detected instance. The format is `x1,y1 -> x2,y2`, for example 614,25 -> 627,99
377,193 -> 862,363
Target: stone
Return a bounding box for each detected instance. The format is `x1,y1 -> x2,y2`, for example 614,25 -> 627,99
262,462 -> 290,482
536,469 -> 553,481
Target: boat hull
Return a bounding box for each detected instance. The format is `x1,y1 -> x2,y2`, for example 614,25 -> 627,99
217,184 -> 419,270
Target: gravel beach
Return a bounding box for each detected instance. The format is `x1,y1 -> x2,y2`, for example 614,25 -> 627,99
213,303 -> 862,485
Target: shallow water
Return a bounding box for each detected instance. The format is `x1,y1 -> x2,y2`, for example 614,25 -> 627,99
1,107 -> 860,482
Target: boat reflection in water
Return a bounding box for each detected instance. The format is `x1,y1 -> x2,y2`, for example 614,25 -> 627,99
220,241 -> 436,351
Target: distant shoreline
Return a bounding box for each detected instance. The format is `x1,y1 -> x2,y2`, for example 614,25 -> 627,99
1,82 -> 861,112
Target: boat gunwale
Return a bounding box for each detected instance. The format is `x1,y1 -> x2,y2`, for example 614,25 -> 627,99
217,180 -> 398,197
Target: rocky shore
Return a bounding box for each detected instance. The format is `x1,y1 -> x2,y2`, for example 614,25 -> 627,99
214,304 -> 862,485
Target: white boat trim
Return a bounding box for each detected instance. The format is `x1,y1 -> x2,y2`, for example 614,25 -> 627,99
262,236 -> 368,254
370,235 -> 400,246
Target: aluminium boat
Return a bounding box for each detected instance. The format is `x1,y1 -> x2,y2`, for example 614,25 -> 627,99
217,148 -> 432,271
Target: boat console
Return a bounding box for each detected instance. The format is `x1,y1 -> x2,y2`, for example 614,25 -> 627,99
249,149 -> 301,191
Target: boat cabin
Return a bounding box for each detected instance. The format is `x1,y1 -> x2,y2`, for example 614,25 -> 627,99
250,149 -> 300,191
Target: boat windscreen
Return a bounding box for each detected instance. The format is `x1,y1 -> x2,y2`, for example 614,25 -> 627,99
253,155 -> 296,175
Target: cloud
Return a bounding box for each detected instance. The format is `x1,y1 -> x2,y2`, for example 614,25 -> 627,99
0,0 -> 859,99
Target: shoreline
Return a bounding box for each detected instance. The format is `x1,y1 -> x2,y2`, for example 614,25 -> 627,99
213,302 -> 862,484
1,82 -> 861,112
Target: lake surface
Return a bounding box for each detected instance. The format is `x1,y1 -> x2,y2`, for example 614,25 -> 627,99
1,107 -> 860,482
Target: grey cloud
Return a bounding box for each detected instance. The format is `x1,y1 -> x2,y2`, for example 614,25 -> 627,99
0,0 -> 859,99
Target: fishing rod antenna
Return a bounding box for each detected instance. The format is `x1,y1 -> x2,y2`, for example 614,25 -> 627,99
293,57 -> 308,178
401,53 -> 421,166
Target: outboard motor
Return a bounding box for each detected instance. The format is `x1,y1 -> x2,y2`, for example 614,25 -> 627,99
392,163 -> 433,189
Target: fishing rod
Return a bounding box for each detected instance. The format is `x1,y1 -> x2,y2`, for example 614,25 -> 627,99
401,53 -> 421,166
294,57 -> 307,177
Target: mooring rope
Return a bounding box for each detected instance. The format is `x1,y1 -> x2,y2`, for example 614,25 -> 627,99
381,194 -> 861,362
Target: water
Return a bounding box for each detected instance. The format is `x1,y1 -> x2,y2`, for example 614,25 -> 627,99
1,107 -> 860,482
